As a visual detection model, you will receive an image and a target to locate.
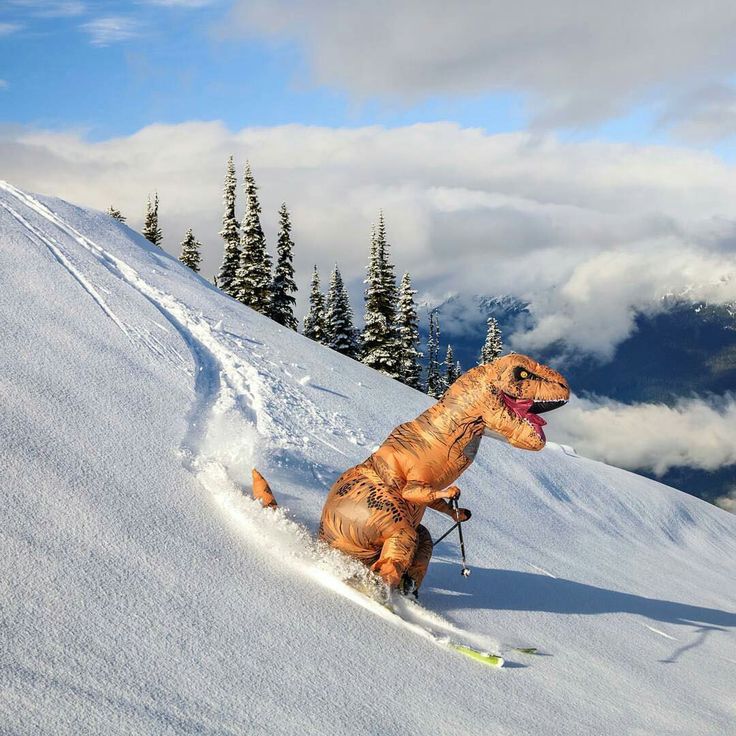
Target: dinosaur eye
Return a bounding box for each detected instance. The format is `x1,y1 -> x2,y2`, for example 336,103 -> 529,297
519,370 -> 529,379
514,366 -> 534,381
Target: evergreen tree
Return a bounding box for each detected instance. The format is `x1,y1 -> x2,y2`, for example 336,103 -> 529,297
479,316 -> 503,364
179,228 -> 202,272
426,310 -> 443,398
107,206 -> 126,222
303,266 -> 328,344
444,344 -> 460,387
234,162 -> 272,314
360,213 -> 401,378
218,155 -> 241,297
142,193 -> 162,247
397,272 -> 422,389
270,202 -> 298,330
325,265 -> 359,358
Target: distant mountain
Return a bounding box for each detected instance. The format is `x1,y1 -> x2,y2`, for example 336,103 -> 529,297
537,300 -> 736,403
422,294 -> 736,504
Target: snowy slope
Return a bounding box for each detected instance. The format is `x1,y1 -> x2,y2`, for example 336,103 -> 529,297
1,181 -> 735,736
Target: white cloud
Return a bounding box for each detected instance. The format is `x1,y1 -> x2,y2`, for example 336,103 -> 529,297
715,487 -> 736,514
81,16 -> 139,46
144,0 -> 218,6
4,0 -> 85,18
545,394 -> 736,475
0,80 -> 8,90
226,0 -> 736,129
665,85 -> 736,143
0,22 -> 23,36
512,246 -> 736,360
1,121 -> 735,355
40,1 -> 85,17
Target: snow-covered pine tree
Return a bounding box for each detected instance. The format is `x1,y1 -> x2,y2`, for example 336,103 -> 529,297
303,266 -> 328,344
397,272 -> 422,389
325,264 -> 359,358
426,310 -> 443,398
179,228 -> 202,272
479,316 -> 503,364
270,202 -> 298,330
218,155 -> 241,297
234,162 -> 272,314
360,213 -> 401,378
142,193 -> 163,247
107,206 -> 126,222
444,344 -> 461,388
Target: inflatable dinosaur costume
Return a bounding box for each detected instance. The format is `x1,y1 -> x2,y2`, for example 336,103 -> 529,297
254,353 -> 569,592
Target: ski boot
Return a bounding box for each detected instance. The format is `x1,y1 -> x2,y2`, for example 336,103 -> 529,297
399,573 -> 419,600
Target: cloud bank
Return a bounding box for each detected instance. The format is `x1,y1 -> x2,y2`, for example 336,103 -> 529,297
545,394 -> 736,476
229,0 -> 736,131
715,488 -> 736,513
1,121 -> 735,359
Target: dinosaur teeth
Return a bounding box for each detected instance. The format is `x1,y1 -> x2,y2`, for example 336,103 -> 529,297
529,399 -> 568,415
522,416 -> 546,441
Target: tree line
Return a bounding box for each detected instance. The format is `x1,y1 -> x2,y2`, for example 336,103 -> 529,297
107,158 -> 504,397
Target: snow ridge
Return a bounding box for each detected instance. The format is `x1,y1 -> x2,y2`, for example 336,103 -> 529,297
2,182 -> 735,736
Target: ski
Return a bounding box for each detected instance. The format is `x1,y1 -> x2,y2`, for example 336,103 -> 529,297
379,598 -> 506,667
339,577 -> 506,668
448,642 -> 505,668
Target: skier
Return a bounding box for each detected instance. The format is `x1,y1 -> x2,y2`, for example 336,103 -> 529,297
254,353 -> 569,594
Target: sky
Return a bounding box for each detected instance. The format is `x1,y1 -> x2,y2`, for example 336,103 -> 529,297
1,0 -> 736,357
1,1 -> 736,488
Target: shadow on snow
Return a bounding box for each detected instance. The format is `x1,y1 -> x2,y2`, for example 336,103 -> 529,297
426,563 -> 736,630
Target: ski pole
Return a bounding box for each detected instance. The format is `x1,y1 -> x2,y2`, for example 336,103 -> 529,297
451,498 -> 471,577
432,521 -> 459,547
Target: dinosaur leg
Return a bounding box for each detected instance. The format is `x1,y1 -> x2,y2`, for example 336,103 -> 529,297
405,524 -> 433,591
371,525 -> 418,588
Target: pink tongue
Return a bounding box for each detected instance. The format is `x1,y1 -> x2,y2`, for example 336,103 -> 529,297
501,393 -> 547,437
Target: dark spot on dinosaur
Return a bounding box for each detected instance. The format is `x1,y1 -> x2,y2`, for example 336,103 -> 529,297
336,479 -> 360,497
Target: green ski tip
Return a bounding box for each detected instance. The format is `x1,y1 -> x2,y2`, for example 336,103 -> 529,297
450,643 -> 504,667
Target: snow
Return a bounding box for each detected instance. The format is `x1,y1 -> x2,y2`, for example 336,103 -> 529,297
1,180 -> 735,736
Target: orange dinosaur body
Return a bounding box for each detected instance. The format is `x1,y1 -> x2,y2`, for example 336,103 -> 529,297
255,354 -> 569,592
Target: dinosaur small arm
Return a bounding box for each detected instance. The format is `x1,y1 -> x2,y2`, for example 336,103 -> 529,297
253,353 -> 569,592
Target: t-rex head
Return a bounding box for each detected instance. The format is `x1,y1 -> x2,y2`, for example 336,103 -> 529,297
446,353 -> 570,451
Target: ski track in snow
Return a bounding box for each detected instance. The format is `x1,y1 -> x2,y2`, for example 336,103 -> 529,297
0,196 -> 130,337
643,624 -> 678,640
524,561 -> 558,579
1,183 -> 506,660
1,182 -> 356,460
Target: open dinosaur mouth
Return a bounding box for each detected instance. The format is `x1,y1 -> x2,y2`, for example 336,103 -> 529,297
529,399 -> 568,414
500,393 -> 567,441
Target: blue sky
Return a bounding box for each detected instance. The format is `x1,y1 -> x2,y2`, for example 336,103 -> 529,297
0,0 -> 695,149
1,0 -> 735,353
0,1 -> 516,136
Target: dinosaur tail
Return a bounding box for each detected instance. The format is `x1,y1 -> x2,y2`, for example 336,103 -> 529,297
252,468 -> 278,509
